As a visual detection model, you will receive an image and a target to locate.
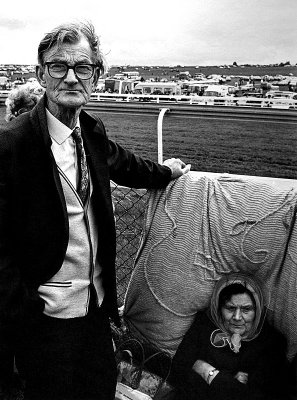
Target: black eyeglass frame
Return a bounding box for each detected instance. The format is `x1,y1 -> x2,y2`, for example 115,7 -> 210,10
44,62 -> 98,80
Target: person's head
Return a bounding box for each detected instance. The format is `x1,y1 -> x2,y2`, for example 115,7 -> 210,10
210,273 -> 265,340
35,21 -> 106,117
5,81 -> 44,122
218,283 -> 256,337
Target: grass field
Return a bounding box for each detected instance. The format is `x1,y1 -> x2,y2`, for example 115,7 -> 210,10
1,105 -> 296,179
98,112 -> 297,179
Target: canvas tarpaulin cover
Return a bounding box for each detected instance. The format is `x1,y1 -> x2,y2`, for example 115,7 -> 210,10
124,172 -> 297,361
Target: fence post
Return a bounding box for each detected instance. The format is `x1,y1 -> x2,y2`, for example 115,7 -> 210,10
157,108 -> 170,164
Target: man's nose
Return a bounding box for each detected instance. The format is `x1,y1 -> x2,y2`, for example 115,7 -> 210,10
64,68 -> 78,83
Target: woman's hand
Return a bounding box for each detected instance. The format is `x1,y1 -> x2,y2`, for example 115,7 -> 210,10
192,360 -> 219,384
234,371 -> 248,384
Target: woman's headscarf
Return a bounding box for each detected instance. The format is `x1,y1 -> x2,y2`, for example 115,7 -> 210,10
209,273 -> 268,353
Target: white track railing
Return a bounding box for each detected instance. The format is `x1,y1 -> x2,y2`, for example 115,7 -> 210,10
1,89 -> 297,109
89,92 -> 297,110
157,108 -> 170,164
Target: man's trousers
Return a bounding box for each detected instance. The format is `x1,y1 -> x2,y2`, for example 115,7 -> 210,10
15,300 -> 117,400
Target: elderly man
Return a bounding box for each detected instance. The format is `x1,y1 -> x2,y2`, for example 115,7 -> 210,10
0,21 -> 190,400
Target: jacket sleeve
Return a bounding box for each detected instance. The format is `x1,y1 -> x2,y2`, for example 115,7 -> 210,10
106,139 -> 172,189
0,132 -> 21,386
207,369 -> 249,400
246,327 -> 291,400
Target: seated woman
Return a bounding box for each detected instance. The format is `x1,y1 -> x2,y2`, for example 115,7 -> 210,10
169,273 -> 291,400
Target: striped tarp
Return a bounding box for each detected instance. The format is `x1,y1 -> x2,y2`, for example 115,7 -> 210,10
124,172 -> 297,361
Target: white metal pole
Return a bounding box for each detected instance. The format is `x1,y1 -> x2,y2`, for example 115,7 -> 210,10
157,108 -> 170,164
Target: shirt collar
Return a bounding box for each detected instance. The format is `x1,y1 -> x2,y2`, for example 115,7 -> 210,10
46,108 -> 80,145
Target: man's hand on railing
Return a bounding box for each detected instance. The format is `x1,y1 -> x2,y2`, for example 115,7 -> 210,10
163,158 -> 191,179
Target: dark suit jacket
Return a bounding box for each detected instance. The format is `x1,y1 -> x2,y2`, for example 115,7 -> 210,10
0,95 -> 172,382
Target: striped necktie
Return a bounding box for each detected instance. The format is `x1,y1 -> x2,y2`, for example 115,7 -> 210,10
72,127 -> 89,204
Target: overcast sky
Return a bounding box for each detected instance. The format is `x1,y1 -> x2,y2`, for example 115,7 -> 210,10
0,0 -> 296,67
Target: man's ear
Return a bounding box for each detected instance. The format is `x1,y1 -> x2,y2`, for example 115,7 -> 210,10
36,65 -> 47,88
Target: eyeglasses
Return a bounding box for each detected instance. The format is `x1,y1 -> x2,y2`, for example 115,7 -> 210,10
45,62 -> 97,80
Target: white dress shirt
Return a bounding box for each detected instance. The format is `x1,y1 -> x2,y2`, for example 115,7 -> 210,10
46,108 -> 79,188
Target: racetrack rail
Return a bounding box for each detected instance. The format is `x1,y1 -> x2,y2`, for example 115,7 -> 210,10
84,100 -> 297,125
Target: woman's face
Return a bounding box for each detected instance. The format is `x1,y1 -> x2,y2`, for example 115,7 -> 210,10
221,292 -> 255,336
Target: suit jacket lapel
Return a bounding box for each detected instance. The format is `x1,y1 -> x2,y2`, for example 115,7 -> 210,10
79,110 -> 116,251
80,111 -> 112,203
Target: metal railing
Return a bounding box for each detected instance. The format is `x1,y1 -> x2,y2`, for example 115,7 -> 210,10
111,183 -> 148,305
89,91 -> 297,110
1,88 -> 297,111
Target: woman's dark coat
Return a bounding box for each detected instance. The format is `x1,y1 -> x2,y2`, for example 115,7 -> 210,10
170,311 -> 290,400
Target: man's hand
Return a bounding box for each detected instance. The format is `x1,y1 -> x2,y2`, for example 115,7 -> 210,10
234,371 -> 248,384
163,158 -> 191,179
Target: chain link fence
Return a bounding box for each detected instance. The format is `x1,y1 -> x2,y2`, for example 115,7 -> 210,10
111,182 -> 149,306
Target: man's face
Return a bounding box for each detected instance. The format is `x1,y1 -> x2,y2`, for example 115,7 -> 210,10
36,37 -> 99,116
